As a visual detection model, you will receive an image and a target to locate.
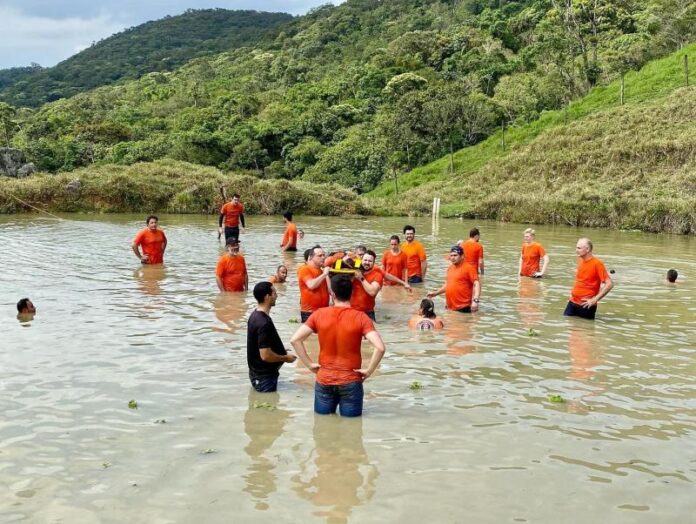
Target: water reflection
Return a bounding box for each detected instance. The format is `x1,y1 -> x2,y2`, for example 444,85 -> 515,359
212,293 -> 249,333
133,265 -> 167,296
243,390 -> 290,510
567,323 -> 602,382
518,278 -> 545,327
292,416 -> 378,523
443,312 -> 478,356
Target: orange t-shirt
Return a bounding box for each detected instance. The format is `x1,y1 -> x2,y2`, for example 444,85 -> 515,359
351,268 -> 385,312
216,254 -> 247,292
520,242 -> 546,276
401,241 -> 427,278
298,264 -> 330,312
305,306 -> 375,385
462,239 -> 483,269
570,257 -> 609,305
133,228 -> 167,264
220,201 -> 245,227
281,222 -> 298,249
445,261 -> 479,310
267,275 -> 280,284
409,316 -> 444,330
381,250 -> 408,285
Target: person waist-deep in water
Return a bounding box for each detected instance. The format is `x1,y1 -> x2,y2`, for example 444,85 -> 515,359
563,237 -> 613,320
247,281 -> 297,392
132,215 -> 167,265
291,274 -> 386,417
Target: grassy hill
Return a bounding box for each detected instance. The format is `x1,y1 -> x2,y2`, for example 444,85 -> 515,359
0,9 -> 293,108
367,44 -> 696,233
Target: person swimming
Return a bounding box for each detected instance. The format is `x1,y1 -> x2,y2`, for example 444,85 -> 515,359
408,299 -> 444,330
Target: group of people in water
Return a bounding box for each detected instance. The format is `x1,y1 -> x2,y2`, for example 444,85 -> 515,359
126,194 -> 682,417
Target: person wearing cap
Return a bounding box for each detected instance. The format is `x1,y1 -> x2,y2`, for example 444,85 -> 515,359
427,245 -> 480,313
216,238 -> 248,292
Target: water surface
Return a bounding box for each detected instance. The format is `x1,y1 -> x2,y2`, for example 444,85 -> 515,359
1,214 -> 695,523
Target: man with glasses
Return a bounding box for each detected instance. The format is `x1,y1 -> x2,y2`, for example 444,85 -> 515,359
298,245 -> 330,322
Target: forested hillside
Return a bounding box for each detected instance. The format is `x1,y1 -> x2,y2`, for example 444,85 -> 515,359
0,9 -> 293,108
3,0 -> 695,195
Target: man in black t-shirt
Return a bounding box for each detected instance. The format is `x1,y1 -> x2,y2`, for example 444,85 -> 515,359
247,281 -> 297,392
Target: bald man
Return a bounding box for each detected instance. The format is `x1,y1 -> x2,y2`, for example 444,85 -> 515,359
563,238 -> 613,320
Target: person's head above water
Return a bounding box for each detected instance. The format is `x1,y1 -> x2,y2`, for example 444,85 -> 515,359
146,215 -> 158,230
667,268 -> 678,283
418,298 -> 436,319
403,225 -> 415,242
17,297 -> 36,314
275,265 -> 288,282
283,211 -> 293,222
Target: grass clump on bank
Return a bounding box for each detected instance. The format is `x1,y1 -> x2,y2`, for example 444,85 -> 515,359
0,160 -> 368,216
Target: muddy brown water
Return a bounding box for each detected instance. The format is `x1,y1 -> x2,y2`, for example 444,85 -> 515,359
1,214 -> 695,523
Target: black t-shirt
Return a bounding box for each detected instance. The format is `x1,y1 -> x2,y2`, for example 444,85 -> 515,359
247,310 -> 287,379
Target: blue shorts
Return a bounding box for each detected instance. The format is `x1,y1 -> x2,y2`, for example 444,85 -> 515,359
365,311 -> 376,322
300,311 -> 312,323
314,381 -> 364,417
563,301 -> 597,320
407,275 -> 423,284
250,374 -> 279,393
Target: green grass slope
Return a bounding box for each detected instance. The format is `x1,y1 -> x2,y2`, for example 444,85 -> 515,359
367,45 -> 696,233
0,9 -> 292,108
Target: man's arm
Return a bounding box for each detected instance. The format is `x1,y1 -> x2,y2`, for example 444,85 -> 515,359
305,267 -> 330,290
479,258 -> 485,275
518,256 -> 523,276
427,284 -> 446,298
471,280 -> 481,312
162,234 -> 167,254
240,213 -> 245,229
539,254 -> 549,276
421,259 -> 428,279
355,272 -> 381,297
383,272 -> 411,291
354,330 -> 386,379
290,324 -> 320,373
582,276 -> 613,308
216,276 -> 225,292
244,272 -> 249,291
260,347 -> 297,363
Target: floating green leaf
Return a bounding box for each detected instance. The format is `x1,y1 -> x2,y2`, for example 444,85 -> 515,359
528,329 -> 539,337
548,394 -> 564,403
102,462 -> 112,469
128,400 -> 138,409
288,318 -> 299,324
253,401 -> 277,411
409,381 -> 423,391
200,448 -> 217,455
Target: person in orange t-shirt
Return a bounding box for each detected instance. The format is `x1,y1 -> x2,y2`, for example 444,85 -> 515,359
351,251 -> 385,321
132,215 -> 167,264
564,238 -> 613,320
428,245 -> 480,313
280,211 -> 298,252
382,235 -> 411,288
408,299 -> 444,330
267,265 -> 288,284
216,238 -> 248,292
291,274 -> 386,417
519,228 -> 549,278
218,193 -> 246,242
401,225 -> 427,284
459,227 -> 484,275
297,245 -> 330,322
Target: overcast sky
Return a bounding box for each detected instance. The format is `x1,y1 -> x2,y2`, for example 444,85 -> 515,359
0,1 -> 339,69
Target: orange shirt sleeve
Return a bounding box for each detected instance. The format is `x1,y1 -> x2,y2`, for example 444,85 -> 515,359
133,229 -> 145,246
418,243 -> 427,261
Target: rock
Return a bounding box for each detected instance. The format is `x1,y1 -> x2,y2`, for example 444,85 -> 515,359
17,163 -> 35,178
0,148 -> 34,178
66,179 -> 81,192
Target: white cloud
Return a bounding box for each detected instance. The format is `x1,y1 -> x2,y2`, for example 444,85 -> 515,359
0,6 -> 125,68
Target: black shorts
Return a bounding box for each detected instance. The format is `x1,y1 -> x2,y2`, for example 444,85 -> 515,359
408,275 -> 423,284
224,226 -> 240,241
285,246 -> 298,252
300,311 -> 312,323
249,374 -> 279,393
454,306 -> 472,313
365,311 -> 376,322
563,301 -> 597,320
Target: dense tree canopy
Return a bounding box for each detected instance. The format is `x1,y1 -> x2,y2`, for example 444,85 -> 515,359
6,0 -> 695,193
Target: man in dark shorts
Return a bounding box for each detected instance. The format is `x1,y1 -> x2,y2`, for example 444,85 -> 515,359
247,281 -> 297,392
218,193 -> 246,242
563,238 -> 613,320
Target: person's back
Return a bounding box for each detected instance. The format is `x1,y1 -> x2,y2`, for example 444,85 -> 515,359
408,316 -> 444,330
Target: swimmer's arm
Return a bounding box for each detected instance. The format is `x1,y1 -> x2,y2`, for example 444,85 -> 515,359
305,267 -> 330,289
354,330 -> 385,379
260,347 -> 296,364
290,325 -> 320,373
